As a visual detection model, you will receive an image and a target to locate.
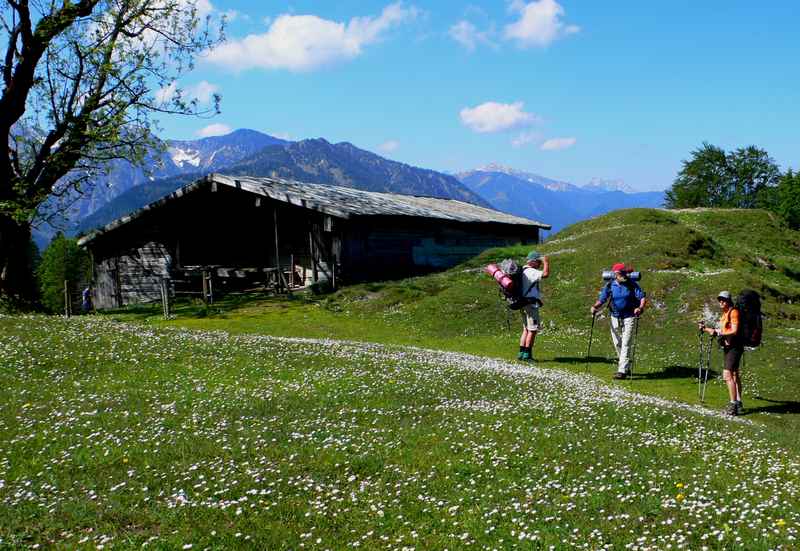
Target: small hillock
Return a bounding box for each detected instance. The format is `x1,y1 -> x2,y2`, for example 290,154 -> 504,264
326,208 -> 800,335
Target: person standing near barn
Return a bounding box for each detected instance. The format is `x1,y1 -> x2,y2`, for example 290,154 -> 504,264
518,251 -> 549,361
699,291 -> 744,416
81,284 -> 93,314
590,263 -> 646,379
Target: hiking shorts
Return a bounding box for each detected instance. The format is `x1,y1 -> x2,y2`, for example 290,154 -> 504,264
521,304 -> 541,331
723,347 -> 743,372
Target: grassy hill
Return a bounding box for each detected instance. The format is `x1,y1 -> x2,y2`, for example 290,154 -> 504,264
2,208 -> 799,548
110,208 -> 800,430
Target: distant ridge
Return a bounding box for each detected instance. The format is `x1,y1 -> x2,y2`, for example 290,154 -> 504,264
456,167 -> 664,234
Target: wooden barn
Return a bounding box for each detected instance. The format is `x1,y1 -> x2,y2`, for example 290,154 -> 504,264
77,173 -> 550,309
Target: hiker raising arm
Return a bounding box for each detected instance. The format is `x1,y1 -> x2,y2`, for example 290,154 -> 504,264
517,252 -> 548,362
540,255 -> 550,279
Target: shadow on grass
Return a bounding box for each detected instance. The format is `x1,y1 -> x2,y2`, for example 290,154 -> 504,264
553,356 -> 615,365
748,397 -> 800,415
631,364 -> 719,380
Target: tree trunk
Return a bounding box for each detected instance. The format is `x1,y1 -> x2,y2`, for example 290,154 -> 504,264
0,214 -> 35,303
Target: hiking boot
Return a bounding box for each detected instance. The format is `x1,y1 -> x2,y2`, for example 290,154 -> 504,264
613,371 -> 628,380
735,401 -> 744,415
517,351 -> 525,360
723,402 -> 738,416
520,351 -> 532,361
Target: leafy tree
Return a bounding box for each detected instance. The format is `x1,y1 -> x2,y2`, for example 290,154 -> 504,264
36,233 -> 90,313
1,0 -> 223,303
772,170 -> 800,229
665,143 -> 728,208
665,143 -> 780,209
727,146 -> 781,208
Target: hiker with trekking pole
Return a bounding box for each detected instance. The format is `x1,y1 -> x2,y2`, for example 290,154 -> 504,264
589,263 -> 646,380
699,291 -> 745,416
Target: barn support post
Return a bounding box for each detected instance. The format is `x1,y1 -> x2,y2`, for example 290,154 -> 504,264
309,231 -> 318,283
64,280 -> 71,318
202,270 -> 209,304
309,224 -> 332,284
273,207 -> 290,294
289,254 -> 294,288
113,257 -> 123,309
161,277 -> 171,319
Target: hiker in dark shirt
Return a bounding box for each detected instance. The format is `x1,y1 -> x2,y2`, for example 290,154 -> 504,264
590,263 -> 646,379
81,285 -> 93,313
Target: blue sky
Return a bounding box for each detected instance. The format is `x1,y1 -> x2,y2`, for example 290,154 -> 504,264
158,1 -> 800,191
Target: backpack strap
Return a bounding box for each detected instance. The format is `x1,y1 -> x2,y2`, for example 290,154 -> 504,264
602,281 -> 612,311
521,266 -> 542,306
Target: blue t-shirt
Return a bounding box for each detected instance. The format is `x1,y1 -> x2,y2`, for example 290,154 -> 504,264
598,280 -> 645,319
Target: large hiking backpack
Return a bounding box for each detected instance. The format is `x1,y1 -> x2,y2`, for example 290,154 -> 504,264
499,259 -> 526,310
501,259 -> 542,310
485,259 -> 536,310
735,289 -> 763,347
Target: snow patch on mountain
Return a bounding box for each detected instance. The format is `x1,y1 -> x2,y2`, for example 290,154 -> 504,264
583,177 -> 634,193
168,146 -> 201,168
463,164 -> 636,194
462,164 -> 578,192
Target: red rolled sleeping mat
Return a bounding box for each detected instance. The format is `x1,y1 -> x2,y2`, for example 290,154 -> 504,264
485,263 -> 514,292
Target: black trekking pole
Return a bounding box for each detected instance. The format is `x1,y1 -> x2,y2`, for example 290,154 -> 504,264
697,328 -> 705,400
585,311 -> 597,370
629,315 -> 640,378
700,333 -> 712,402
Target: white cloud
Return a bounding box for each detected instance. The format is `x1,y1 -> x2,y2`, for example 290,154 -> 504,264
460,101 -> 540,133
449,20 -> 495,51
221,9 -> 241,22
511,130 -> 542,148
196,123 -> 232,137
504,0 -> 579,48
206,3 -> 417,72
155,81 -> 178,104
188,0 -> 215,19
540,136 -> 576,151
154,80 -> 219,106
186,81 -> 219,104
377,140 -> 400,153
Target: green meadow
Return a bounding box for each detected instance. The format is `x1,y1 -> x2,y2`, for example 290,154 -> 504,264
1,208 -> 799,549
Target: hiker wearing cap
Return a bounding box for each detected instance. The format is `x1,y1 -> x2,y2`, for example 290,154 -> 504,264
590,263 -> 647,379
700,291 -> 744,415
518,251 -> 549,361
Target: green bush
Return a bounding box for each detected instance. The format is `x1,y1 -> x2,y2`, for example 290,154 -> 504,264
36,234 -> 91,313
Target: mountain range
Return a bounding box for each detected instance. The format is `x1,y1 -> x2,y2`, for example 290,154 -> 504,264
456,165 -> 664,233
35,129 -> 664,248
69,131 -> 490,238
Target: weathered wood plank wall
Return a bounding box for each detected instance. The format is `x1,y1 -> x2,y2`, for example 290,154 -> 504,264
338,217 -> 538,282
84,181 -> 541,307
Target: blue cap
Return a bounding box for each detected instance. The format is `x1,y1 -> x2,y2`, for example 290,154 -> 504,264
526,251 -> 541,262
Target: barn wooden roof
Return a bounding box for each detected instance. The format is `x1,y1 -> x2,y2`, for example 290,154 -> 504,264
78,173 -> 550,245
